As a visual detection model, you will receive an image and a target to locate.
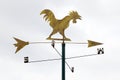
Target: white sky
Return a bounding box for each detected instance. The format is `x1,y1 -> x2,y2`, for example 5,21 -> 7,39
0,0 -> 120,80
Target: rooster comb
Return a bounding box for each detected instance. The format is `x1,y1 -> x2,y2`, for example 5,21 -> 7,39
69,11 -> 80,17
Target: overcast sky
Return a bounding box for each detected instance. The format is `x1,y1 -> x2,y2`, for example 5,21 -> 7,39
0,0 -> 120,80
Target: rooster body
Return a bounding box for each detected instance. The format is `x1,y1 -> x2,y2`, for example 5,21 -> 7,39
40,9 -> 81,40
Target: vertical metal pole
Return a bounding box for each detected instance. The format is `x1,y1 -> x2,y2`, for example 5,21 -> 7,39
62,42 -> 65,80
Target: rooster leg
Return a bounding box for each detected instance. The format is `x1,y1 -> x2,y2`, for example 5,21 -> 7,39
59,30 -> 71,40
47,30 -> 58,39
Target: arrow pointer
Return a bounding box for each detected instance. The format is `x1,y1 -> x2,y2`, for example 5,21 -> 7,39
13,37 -> 103,53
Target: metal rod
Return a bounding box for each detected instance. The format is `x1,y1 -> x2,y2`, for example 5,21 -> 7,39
62,42 -> 65,80
29,41 -> 88,44
28,54 -> 102,63
54,47 -> 72,72
29,58 -> 61,63
29,42 -> 52,44
66,54 -> 100,59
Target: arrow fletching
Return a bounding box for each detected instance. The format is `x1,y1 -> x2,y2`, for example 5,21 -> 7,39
13,37 -> 29,53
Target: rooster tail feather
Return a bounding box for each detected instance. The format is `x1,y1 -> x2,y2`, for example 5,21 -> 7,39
40,9 -> 56,22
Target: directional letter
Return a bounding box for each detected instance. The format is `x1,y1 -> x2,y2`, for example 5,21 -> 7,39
97,48 -> 104,54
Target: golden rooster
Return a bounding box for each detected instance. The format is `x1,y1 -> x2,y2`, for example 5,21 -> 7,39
40,9 -> 81,41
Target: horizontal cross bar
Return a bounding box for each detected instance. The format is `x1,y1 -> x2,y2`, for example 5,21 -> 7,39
29,42 -> 88,44
28,53 -> 103,63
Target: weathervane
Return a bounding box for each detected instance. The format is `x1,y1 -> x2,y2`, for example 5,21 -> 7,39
40,9 -> 81,41
13,9 -> 104,80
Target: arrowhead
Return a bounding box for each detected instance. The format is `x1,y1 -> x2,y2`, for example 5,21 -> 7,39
13,37 -> 29,53
88,40 -> 103,47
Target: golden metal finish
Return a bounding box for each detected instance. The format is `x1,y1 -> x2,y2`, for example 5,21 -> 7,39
88,40 -> 103,47
40,9 -> 81,41
13,37 -> 29,53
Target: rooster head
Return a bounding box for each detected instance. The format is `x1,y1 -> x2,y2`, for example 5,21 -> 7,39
69,11 -> 81,23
